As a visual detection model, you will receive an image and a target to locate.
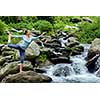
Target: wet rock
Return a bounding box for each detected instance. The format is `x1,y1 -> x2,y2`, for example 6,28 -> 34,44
95,56 -> 100,69
86,54 -> 100,73
0,61 -> 33,81
71,45 -> 84,56
96,67 -> 100,77
53,66 -> 74,77
87,38 -> 100,59
1,71 -> 52,83
50,57 -> 71,64
35,68 -> 47,73
52,64 -> 75,77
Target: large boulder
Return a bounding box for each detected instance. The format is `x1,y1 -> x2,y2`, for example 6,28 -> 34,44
87,38 -> 100,59
53,65 -> 74,77
96,67 -> 100,77
86,54 -> 100,73
16,41 -> 40,61
1,71 -> 52,83
0,61 -> 33,81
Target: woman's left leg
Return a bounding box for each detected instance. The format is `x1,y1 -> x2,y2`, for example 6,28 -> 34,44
19,49 -> 25,73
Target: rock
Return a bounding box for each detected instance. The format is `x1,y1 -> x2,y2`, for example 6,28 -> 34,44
1,71 -> 52,83
35,59 -> 53,68
68,37 -> 77,42
43,42 -> 60,48
87,38 -> 100,59
83,18 -> 92,23
0,44 -> 4,55
35,68 -> 47,73
71,45 -> 84,56
86,54 -> 100,73
2,51 -> 15,56
52,64 -> 75,77
55,47 -> 71,57
16,41 -> 40,61
1,46 -> 13,52
67,42 -> 79,48
0,61 -> 33,81
50,57 -> 71,64
95,56 -> 100,69
96,67 -> 100,77
53,66 -> 73,77
0,56 -> 13,66
70,18 -> 81,23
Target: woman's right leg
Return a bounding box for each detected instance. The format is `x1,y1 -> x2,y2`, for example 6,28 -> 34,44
19,49 -> 25,73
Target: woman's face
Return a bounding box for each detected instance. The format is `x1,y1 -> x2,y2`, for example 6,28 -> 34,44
26,30 -> 31,36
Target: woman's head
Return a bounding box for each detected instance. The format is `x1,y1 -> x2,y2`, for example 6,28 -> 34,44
24,30 -> 31,36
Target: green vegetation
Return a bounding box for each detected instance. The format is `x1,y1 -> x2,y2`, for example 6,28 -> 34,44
0,16 -> 100,44
38,52 -> 48,63
33,20 -> 53,33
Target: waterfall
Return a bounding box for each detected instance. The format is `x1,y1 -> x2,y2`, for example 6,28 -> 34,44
43,44 -> 100,83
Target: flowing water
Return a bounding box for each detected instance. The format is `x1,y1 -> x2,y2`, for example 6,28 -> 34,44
43,44 -> 100,83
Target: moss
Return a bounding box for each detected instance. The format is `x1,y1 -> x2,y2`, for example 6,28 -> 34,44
38,52 -> 48,64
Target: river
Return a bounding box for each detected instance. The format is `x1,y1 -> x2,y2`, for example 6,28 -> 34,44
42,44 -> 100,83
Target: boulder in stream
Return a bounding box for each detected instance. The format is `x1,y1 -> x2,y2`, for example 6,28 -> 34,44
87,38 -> 100,59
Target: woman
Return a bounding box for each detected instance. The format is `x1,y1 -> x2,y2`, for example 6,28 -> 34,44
7,30 -> 43,73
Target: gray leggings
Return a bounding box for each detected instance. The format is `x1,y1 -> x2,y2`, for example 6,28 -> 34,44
8,44 -> 25,64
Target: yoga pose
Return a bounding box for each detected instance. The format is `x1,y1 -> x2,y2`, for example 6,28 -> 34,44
6,30 -> 44,73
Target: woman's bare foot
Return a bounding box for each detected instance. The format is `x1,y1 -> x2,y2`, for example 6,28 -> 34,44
8,32 -> 12,44
19,64 -> 24,73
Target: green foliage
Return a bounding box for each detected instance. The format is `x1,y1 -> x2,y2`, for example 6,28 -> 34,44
21,16 -> 38,23
38,52 -> 48,63
0,16 -> 100,44
0,16 -> 22,24
53,21 -> 66,31
0,32 -> 8,44
75,17 -> 100,43
37,16 -> 55,24
33,20 -> 53,32
9,22 -> 34,30
0,20 -> 7,34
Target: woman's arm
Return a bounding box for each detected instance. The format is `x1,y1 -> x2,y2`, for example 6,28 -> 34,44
31,35 -> 41,40
31,32 -> 46,40
12,35 -> 24,38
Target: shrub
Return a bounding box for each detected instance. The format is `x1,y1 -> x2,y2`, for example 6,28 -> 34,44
33,20 -> 53,33
9,22 -> 34,30
37,16 -> 54,24
75,17 -> 100,43
0,16 -> 22,24
53,21 -> 66,31
0,20 -> 7,34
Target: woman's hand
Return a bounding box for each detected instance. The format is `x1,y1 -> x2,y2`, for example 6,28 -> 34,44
40,32 -> 46,37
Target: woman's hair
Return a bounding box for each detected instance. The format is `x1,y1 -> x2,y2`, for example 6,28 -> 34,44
24,30 -> 29,35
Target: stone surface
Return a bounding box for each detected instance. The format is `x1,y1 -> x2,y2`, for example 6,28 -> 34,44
0,61 -> 33,81
16,41 -> 40,61
1,71 -> 52,83
88,38 -> 100,59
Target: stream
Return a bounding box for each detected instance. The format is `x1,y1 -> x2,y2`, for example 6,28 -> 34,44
43,44 -> 100,83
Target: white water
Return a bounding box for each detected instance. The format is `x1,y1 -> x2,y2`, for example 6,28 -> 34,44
43,44 -> 100,83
